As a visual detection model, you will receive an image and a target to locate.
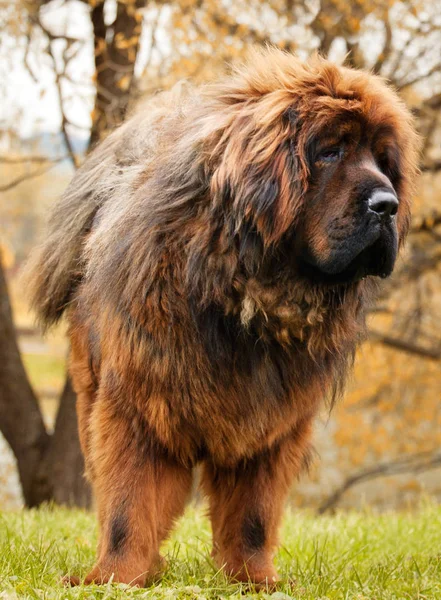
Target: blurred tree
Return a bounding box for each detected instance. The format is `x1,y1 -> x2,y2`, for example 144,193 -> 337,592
88,0 -> 145,146
0,258 -> 50,507
0,0 -> 440,509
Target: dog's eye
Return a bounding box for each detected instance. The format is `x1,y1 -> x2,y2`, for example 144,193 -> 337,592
377,153 -> 390,174
375,146 -> 401,185
316,147 -> 344,163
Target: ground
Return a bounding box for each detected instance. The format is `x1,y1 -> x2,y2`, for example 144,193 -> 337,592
0,502 -> 440,599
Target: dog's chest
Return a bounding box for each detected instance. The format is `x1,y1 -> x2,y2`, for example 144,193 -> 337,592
235,278 -> 330,348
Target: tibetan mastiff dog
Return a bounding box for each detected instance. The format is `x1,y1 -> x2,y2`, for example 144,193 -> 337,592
29,48 -> 419,587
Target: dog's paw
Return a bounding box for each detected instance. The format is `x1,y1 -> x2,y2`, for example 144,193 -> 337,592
61,574 -> 81,587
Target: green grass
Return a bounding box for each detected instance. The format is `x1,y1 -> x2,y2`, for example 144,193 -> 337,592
1,502 -> 441,599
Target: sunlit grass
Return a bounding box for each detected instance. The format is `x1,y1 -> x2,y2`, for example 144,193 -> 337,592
1,501 -> 441,598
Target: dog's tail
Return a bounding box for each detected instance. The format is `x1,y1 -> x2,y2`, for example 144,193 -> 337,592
26,134 -> 119,330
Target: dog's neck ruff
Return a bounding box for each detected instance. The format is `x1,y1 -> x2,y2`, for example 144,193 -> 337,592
229,276 -> 369,355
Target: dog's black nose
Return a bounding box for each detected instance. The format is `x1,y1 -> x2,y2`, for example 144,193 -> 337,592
368,189 -> 398,218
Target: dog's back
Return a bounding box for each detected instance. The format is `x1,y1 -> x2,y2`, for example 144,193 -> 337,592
27,83 -> 192,329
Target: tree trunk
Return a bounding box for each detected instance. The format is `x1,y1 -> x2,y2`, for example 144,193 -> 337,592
0,258 -> 50,506
89,0 -> 145,148
0,257 -> 91,507
37,379 -> 91,508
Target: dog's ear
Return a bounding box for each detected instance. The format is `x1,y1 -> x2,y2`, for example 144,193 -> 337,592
234,153 -> 301,246
184,101 -> 309,302
210,112 -> 307,248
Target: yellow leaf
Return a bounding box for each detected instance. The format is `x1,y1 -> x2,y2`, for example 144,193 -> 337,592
118,75 -> 131,90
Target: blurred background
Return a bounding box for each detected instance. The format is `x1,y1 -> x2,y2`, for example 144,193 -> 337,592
1,0 -> 441,513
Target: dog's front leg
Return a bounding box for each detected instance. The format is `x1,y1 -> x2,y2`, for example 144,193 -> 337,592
201,418 -> 313,587
65,383 -> 193,587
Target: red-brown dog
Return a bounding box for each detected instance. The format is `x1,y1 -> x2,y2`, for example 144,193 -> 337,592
29,48 -> 419,586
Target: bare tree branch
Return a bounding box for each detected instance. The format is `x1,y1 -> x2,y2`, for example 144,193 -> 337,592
47,48 -> 80,168
139,5 -> 161,79
421,160 -> 441,173
29,13 -> 82,168
398,63 -> 441,91
0,154 -> 67,163
373,12 -> 393,73
318,451 -> 441,514
0,160 -> 65,192
368,329 -> 441,360
23,23 -> 39,83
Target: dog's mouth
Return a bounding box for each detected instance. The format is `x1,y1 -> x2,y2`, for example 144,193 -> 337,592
299,223 -> 398,285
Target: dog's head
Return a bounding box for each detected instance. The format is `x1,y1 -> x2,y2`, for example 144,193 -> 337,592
200,48 -> 420,286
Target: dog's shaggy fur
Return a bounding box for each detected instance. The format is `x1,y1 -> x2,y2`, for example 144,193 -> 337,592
28,48 -> 419,586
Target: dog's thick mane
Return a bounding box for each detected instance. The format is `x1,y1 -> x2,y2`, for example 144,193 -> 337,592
28,48 -> 417,396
